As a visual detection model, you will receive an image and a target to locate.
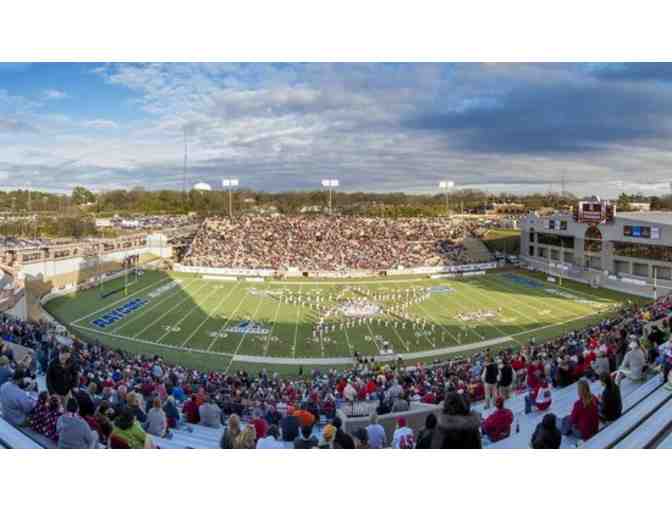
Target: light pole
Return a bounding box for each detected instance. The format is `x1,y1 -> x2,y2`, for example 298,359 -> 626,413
221,178 -> 239,217
439,181 -> 455,216
321,179 -> 339,215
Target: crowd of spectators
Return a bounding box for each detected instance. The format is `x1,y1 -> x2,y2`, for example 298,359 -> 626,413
1,290 -> 672,449
182,215 -> 493,271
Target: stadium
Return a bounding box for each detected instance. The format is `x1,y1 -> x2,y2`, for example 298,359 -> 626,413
1,199 -> 672,451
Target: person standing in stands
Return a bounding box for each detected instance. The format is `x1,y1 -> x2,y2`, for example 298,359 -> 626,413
431,391 -> 482,449
46,349 -> 78,400
0,369 -> 36,427
56,398 -> 96,449
481,355 -> 499,409
530,413 -> 562,449
562,379 -> 599,441
366,411 -> 386,448
481,396 -> 514,443
598,372 -> 622,423
497,357 -> 515,401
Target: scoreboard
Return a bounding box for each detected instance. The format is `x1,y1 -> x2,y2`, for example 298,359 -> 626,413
573,198 -> 615,224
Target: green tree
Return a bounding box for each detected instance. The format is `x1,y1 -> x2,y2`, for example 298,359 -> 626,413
72,186 -> 96,205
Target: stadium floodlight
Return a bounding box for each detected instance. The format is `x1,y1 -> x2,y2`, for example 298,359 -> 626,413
321,178 -> 340,214
439,180 -> 455,216
222,178 -> 239,217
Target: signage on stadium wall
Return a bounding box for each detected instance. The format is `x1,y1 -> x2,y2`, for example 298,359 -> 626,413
173,264 -> 276,277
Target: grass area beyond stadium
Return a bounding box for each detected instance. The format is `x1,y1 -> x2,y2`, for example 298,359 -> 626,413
43,268 -> 649,374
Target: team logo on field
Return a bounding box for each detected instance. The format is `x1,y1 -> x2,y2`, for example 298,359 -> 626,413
91,298 -> 147,329
430,286 -> 455,294
223,320 -> 270,335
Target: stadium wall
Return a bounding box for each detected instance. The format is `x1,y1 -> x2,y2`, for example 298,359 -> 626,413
172,261 -> 499,279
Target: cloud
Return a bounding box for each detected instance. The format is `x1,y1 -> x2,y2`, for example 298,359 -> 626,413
0,118 -> 38,133
403,77 -> 672,154
42,89 -> 68,100
83,119 -> 118,129
3,62 -> 672,197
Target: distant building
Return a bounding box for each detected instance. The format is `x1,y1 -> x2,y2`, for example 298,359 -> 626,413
629,202 -> 651,212
490,202 -> 526,214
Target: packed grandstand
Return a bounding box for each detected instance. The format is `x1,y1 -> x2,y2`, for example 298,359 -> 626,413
181,215 -> 493,271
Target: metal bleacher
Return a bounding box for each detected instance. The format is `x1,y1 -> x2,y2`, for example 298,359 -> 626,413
582,377 -> 668,449
483,375 -> 666,449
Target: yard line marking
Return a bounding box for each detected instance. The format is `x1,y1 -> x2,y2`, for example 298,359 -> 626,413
131,280 -> 210,338
152,283 -> 222,344
71,274 -> 172,325
228,290 -> 266,356
291,282 -> 303,358
372,283 -> 411,352
493,274 -> 598,318
449,280 -> 510,338
263,293 -> 284,357
456,279 -> 539,335
483,277 -> 578,327
414,300 -> 457,346
110,278 -> 201,334
199,282 -> 255,352
182,281 -> 242,348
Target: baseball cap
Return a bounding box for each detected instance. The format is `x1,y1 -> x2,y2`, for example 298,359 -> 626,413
396,417 -> 407,427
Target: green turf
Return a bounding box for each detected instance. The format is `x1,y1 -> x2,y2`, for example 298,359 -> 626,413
43,268 -> 650,374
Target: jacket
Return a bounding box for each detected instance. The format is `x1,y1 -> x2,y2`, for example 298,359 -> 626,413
57,413 -> 95,449
531,418 -> 562,449
621,348 -> 646,380
46,360 -> 78,397
430,412 -> 482,449
599,384 -> 622,422
0,381 -> 36,426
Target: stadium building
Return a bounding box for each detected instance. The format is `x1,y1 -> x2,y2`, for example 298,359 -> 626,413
521,198 -> 672,296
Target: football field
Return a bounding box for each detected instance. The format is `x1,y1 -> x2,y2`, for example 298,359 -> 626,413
44,269 -> 648,373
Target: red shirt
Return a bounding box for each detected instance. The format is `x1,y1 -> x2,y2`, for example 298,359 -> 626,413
570,397 -> 599,440
530,383 -> 552,411
482,408 -> 514,442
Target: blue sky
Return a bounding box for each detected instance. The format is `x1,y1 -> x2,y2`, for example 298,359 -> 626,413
2,62 -> 672,196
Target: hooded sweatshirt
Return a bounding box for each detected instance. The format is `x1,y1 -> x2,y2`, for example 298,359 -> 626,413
431,412 -> 482,449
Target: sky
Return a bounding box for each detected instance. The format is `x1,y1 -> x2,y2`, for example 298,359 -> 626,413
2,62 -> 672,197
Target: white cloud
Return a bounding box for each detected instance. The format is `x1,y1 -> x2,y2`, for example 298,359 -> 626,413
83,119 -> 118,130
42,89 -> 68,100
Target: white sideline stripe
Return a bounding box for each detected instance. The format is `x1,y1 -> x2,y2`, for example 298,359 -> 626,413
70,275 -> 172,325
